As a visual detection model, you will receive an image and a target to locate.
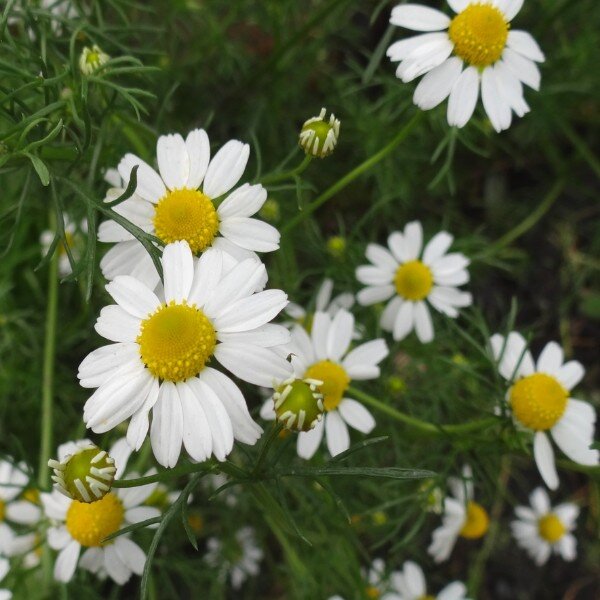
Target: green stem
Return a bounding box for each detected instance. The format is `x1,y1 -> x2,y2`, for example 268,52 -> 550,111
261,155 -> 312,185
112,462 -> 213,488
347,386 -> 497,436
282,111 -> 424,233
559,121 -> 600,180
39,219 -> 59,489
252,422 -> 283,476
477,179 -> 564,258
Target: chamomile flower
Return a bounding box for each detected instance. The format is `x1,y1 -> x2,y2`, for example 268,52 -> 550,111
40,438 -> 160,584
0,558 -> 10,600
393,561 -> 470,600
0,460 -> 41,555
299,108 -> 340,158
262,309 -> 387,458
285,278 -> 355,330
205,527 -> 263,590
40,215 -> 87,277
428,466 -> 489,563
363,559 -> 401,599
490,332 -> 599,489
356,221 -> 471,343
79,241 -> 291,467
387,1 -> 545,131
79,45 -> 110,75
98,129 -> 279,290
511,487 -> 578,566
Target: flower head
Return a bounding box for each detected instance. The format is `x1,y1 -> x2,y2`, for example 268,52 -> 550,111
98,129 -> 279,290
262,308 -> 387,459
270,377 -> 325,432
80,241 -> 291,467
299,108 -> 340,158
41,438 -> 160,584
393,561 -> 470,599
428,466 -> 489,563
511,487 -> 578,565
490,332 -> 599,489
387,1 -> 545,131
356,221 -> 471,343
48,440 -> 116,503
79,45 -> 110,75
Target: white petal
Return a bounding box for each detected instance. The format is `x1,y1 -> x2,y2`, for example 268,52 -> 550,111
218,324 -> 290,348
414,301 -> 434,343
289,325 -> 316,365
447,0 -> 469,12
326,310 -> 354,361
494,61 -> 530,118
177,380 -> 212,462
217,183 -> 267,219
188,248 -> 223,307
114,536 -> 146,576
100,240 -> 160,291
387,32 -> 448,61
214,343 -> 292,387
325,411 -> 350,457
393,301 -> 415,341
6,502 -> 40,525
481,67 -> 512,132
118,153 -> 166,204
431,252 -> 470,276
536,341 -> 564,374
105,276 -> 160,319
219,216 -> 280,252
104,543 -> 132,584
556,361 -> 585,390
109,438 -> 133,480
403,561 -> 426,596
390,4 -> 451,31
552,401 -> 599,466
185,128 -> 210,189
342,339 -> 389,372
423,231 -> 453,264
502,48 -> 541,90
438,581 -> 468,600
356,285 -> 395,306
54,541 -> 80,583
78,342 -> 139,388
558,534 -> 577,561
311,312 -> 331,360
47,527 -> 71,550
529,487 -> 551,516
447,66 -> 479,128
507,30 -> 545,62
413,57 -> 462,110
496,0 -> 524,21
297,419 -> 324,459
356,265 -> 395,286
150,382 -> 184,468
490,331 -> 535,381
533,431 -> 559,490
156,133 -> 189,190
396,38 -> 454,83
203,140 -> 250,199
162,240 -> 194,303
126,379 -> 159,451
403,221 -> 423,260
365,244 -> 398,270
338,399 -> 375,434
214,289 -> 287,333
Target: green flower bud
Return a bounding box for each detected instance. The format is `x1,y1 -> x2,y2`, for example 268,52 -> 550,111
273,378 -> 325,432
299,108 -> 340,158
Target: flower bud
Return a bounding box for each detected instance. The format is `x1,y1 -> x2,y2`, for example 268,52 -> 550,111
48,443 -> 116,503
327,235 -> 346,259
79,45 -> 110,75
299,108 -> 340,158
273,377 -> 325,432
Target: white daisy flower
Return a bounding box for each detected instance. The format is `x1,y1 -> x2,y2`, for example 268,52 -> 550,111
79,241 -> 291,467
0,460 -> 41,556
285,278 -> 355,329
364,558 -> 402,600
356,221 -> 471,343
98,129 -> 279,290
40,214 -> 87,277
40,437 -> 160,584
428,465 -> 489,563
511,487 -> 578,566
0,557 -> 11,600
392,560 -> 470,600
387,0 -> 545,131
261,308 -> 388,459
490,331 -> 599,490
205,526 -> 263,590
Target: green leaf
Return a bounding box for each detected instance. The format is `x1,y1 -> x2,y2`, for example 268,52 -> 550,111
277,466 -> 434,480
25,153 -> 50,186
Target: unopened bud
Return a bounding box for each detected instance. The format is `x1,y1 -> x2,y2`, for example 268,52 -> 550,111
273,378 -> 325,432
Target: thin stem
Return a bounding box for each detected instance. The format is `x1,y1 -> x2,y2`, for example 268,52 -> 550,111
252,422 -> 283,476
282,111 -> 424,233
261,155 -> 312,185
347,386 -> 497,436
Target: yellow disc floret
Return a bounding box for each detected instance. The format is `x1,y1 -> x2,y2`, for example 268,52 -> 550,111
509,373 -> 568,431
153,188 -> 219,253
448,3 -> 509,68
394,260 -> 433,301
138,302 -> 216,382
460,501 -> 489,539
65,492 -> 124,547
366,587 -> 380,599
538,513 -> 566,544
0,500 -> 5,522
305,360 -> 350,411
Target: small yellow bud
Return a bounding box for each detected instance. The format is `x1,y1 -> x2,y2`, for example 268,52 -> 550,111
79,45 -> 110,75
259,198 -> 280,222
327,235 -> 346,259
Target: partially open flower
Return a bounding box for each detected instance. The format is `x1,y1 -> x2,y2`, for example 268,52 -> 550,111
49,442 -> 116,503
79,44 -> 110,75
299,108 -> 340,158
272,377 -> 325,432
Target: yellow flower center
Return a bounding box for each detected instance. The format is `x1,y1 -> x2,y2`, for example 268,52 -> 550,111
509,373 -> 568,431
448,3 -> 509,68
394,260 -> 433,301
86,51 -> 100,65
419,596 -> 436,600
0,500 -> 5,522
138,302 -> 216,382
153,188 -> 219,253
23,488 -> 40,505
459,501 -> 489,539
65,493 -> 124,547
538,514 -> 566,544
366,587 -> 380,599
304,360 -> 350,411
